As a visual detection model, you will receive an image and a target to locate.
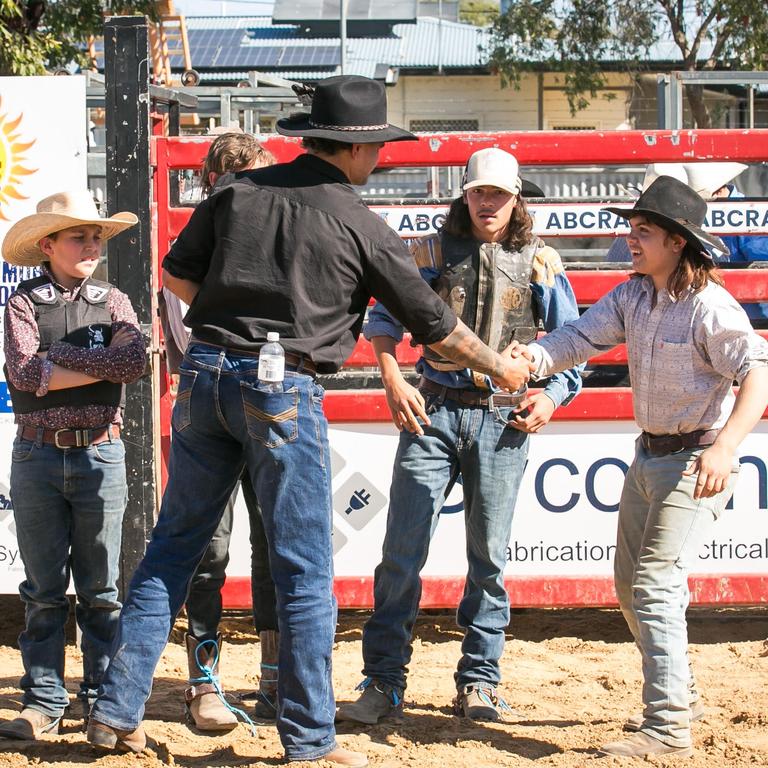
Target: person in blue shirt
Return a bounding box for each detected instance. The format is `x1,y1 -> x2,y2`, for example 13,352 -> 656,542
337,148 -> 582,725
710,182 -> 768,325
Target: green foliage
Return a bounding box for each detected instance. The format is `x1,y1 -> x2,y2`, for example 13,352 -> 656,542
459,0 -> 499,27
1,0 -> 156,76
487,0 -> 768,124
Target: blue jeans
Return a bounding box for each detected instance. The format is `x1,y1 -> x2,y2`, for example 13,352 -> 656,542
362,395 -> 529,691
614,439 -> 739,748
186,470 -> 277,642
10,435 -> 126,718
91,343 -> 337,761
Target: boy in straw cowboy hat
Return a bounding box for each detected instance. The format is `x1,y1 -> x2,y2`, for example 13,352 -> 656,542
0,190 -> 146,741
86,74 -> 531,766
511,175 -> 768,757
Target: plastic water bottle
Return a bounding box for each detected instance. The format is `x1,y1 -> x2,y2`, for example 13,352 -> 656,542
258,332 -> 285,392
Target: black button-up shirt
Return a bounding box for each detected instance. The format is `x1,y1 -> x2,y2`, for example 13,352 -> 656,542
163,154 -> 456,373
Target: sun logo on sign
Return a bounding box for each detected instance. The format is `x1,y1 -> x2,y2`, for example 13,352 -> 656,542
0,96 -> 37,222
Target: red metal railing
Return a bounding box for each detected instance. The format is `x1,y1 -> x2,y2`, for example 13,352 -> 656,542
152,129 -> 768,608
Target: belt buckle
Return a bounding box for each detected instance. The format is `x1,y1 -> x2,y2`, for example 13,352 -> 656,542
53,429 -> 69,448
54,429 -> 88,448
669,435 -> 685,454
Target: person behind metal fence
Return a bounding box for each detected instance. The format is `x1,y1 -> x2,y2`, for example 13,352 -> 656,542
0,190 -> 146,741
158,131 -> 282,732
85,75 -> 533,766
336,147 -> 582,725
512,174 -> 768,758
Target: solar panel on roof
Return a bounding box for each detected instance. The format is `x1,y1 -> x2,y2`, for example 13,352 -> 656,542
187,28 -> 248,68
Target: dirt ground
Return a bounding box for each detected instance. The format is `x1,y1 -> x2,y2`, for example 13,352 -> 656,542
0,596 -> 766,768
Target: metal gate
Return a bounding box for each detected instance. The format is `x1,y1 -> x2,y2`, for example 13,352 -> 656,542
152,128 -> 768,608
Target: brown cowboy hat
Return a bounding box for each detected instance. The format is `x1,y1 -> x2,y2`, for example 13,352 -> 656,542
276,75 -> 415,144
2,190 -> 138,267
603,175 -> 728,259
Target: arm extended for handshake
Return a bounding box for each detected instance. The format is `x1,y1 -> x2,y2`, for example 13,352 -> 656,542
372,320 -> 534,435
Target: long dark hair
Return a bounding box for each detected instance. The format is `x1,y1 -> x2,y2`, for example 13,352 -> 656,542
441,193 -> 534,251
667,242 -> 724,299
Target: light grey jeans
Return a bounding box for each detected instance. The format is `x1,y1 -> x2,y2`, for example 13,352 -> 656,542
614,438 -> 739,748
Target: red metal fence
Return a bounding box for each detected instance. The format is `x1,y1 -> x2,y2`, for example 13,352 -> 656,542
152,129 -> 768,607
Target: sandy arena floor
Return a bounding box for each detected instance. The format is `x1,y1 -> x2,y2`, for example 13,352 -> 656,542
0,598 -> 766,767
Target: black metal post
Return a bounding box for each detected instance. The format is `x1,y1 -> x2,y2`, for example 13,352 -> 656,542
104,16 -> 155,598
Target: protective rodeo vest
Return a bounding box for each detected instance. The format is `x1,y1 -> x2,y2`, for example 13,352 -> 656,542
423,233 -> 539,371
5,275 -> 125,414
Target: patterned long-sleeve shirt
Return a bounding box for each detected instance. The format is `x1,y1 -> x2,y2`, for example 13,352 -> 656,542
365,234 -> 582,408
529,274 -> 768,435
3,268 -> 146,429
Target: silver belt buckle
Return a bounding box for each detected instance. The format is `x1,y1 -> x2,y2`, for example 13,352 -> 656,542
54,428 -> 88,448
53,429 -> 69,448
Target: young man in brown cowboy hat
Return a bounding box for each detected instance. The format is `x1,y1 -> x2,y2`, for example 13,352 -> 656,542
0,190 -> 146,741
86,75 -> 533,766
512,175 -> 768,758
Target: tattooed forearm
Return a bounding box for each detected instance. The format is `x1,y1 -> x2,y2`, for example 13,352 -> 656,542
428,319 -> 506,378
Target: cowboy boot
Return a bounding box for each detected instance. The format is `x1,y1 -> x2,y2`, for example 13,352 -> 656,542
184,634 -> 238,731
253,629 -> 279,719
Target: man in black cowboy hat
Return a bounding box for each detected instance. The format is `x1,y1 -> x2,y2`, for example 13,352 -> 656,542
511,175 -> 768,758
87,75 -> 533,767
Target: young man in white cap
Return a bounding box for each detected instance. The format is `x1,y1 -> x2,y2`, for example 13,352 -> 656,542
0,190 -> 145,740
515,175 -> 768,757
337,147 -> 581,725
86,76 -> 533,767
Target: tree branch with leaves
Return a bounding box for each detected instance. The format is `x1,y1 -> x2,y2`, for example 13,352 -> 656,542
487,0 -> 768,127
1,0 -> 156,77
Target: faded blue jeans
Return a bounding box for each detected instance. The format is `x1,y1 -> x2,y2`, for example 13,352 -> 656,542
614,438 -> 739,748
91,343 -> 337,761
362,394 -> 529,692
10,434 -> 126,718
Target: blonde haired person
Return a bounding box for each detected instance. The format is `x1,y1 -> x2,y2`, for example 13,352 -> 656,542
160,132 -> 280,731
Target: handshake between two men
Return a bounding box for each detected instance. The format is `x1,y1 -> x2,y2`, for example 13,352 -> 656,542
373,318 -> 551,438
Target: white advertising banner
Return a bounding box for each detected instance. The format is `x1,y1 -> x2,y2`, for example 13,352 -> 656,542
223,421 -> 768,582
372,201 -> 768,238
0,76 -> 88,591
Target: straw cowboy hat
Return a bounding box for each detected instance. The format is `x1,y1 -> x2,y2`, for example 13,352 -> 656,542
1,190 -> 138,267
276,75 -> 415,144
641,162 -> 747,197
604,175 -> 729,259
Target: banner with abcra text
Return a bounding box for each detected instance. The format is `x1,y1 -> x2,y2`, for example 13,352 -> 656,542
0,76 -> 88,590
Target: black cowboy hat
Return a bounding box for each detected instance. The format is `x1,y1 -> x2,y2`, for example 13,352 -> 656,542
603,175 -> 728,258
276,75 -> 416,144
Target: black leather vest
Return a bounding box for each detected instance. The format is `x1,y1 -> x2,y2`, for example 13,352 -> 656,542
423,232 -> 539,369
5,275 -> 125,414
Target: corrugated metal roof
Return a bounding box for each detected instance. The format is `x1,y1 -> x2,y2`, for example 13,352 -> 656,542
181,15 -> 489,76
180,15 -> 714,81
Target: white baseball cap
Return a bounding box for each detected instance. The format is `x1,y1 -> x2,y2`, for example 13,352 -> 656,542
462,148 -> 522,196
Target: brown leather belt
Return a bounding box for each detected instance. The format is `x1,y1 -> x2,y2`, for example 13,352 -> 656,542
17,424 -> 120,449
640,429 -> 719,457
188,338 -> 317,376
419,377 -> 526,409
